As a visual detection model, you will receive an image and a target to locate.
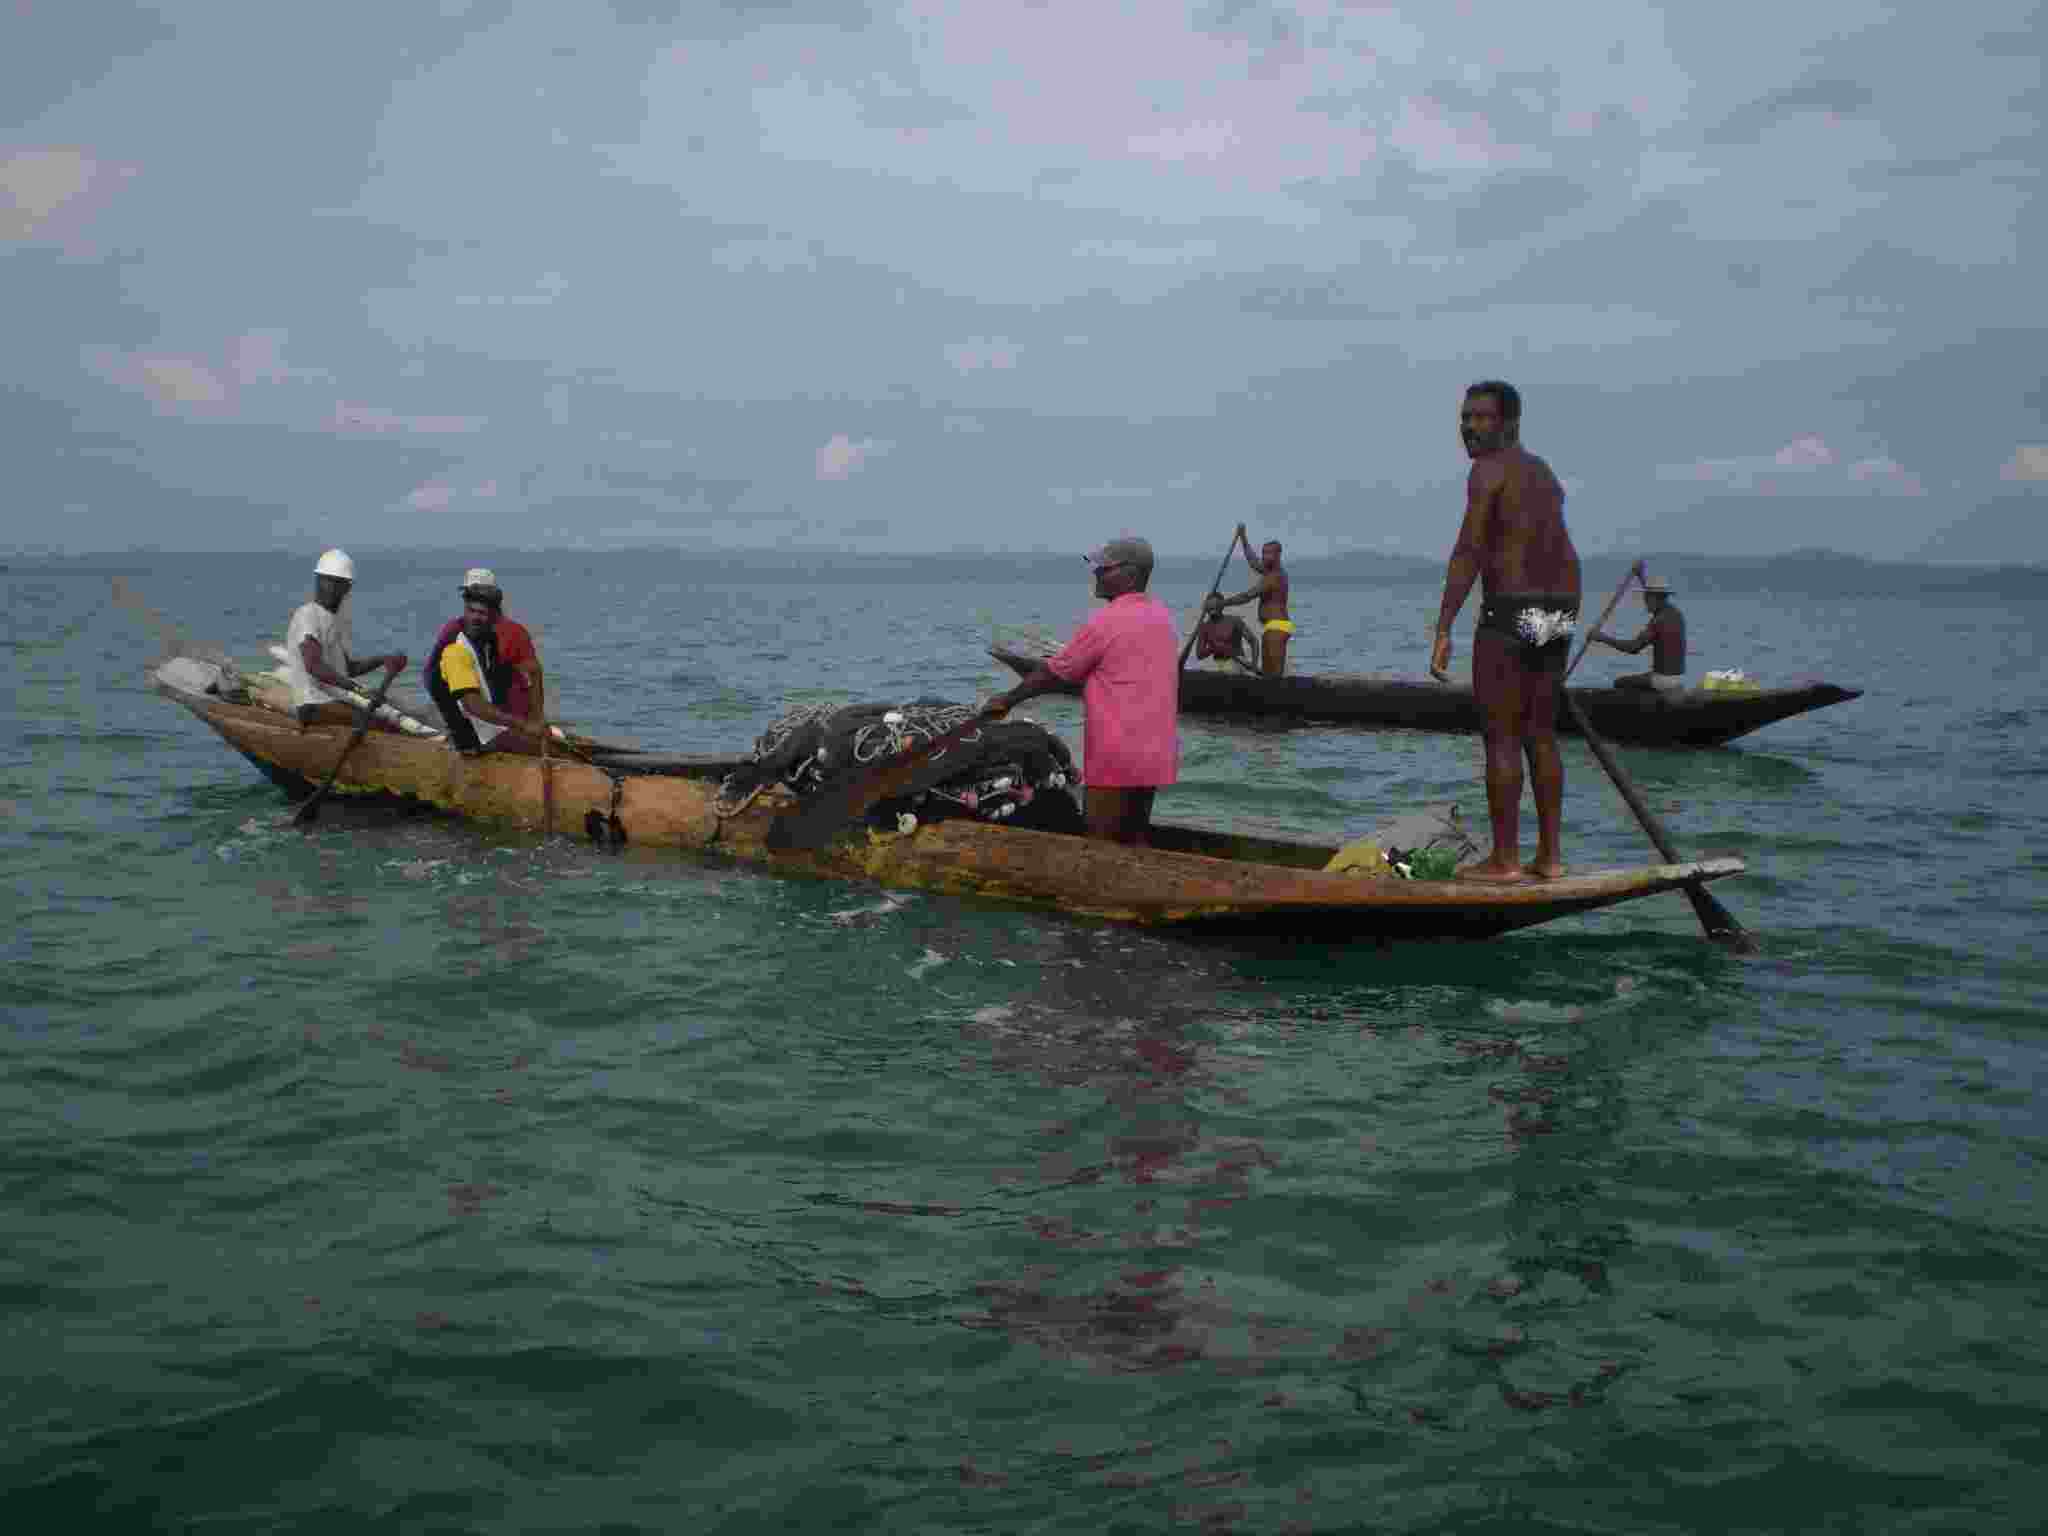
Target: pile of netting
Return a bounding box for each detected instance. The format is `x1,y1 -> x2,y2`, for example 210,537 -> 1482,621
714,700 -> 1084,835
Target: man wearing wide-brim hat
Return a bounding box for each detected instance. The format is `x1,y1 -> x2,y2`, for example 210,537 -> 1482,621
1589,572 -> 1687,692
422,566 -> 549,751
985,535 -> 1180,844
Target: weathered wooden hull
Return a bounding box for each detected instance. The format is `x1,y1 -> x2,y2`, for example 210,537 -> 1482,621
157,679 -> 1746,940
990,647 -> 1860,748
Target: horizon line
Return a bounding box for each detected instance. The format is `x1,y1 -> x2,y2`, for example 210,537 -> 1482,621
3,545 -> 2042,572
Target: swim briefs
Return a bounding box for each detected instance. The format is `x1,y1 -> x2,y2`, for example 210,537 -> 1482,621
1476,593 -> 1579,662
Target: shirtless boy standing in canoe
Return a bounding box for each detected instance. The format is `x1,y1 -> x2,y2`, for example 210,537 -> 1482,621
1429,381 -> 1582,882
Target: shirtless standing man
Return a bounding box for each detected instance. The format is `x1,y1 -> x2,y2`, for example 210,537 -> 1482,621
1218,525 -> 1292,676
1428,381 -> 1582,883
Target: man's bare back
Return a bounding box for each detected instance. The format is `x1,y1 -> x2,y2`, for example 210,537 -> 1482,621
1467,447 -> 1579,599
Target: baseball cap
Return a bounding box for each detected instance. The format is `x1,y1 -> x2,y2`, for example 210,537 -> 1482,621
1084,536 -> 1154,573
460,566 -> 500,594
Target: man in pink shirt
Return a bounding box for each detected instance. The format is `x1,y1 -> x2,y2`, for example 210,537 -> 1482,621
987,536 -> 1180,844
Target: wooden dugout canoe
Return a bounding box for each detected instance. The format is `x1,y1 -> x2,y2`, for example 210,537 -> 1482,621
990,647 -> 1861,748
156,667 -> 1746,941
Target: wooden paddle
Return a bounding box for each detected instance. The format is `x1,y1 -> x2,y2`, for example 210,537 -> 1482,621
1556,567 -> 1757,953
766,709 -> 999,852
1566,559 -> 1647,680
1177,526 -> 1246,669
1561,692 -> 1756,952
538,705 -> 555,838
294,669 -> 398,827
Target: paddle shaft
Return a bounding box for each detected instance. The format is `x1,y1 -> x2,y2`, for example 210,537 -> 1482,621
1566,560 -> 1647,680
539,707 -> 554,838
328,675 -> 442,736
1177,527 -> 1247,669
294,669 -> 398,826
1560,689 -> 1757,952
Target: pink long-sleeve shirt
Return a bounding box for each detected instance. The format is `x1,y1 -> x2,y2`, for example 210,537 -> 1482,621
1046,592 -> 1181,788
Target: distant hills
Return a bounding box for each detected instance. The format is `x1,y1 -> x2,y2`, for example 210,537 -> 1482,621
13,544 -> 2047,600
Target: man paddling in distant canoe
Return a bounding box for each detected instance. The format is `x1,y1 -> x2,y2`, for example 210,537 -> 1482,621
427,569 -> 553,754
1430,381 -> 1582,883
1588,574 -> 1687,692
1216,527 -> 1293,676
1193,594 -> 1261,673
984,536 -> 1180,845
283,549 -> 408,728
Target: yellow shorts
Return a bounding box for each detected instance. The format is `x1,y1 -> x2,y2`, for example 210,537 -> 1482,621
1262,619 -> 1296,636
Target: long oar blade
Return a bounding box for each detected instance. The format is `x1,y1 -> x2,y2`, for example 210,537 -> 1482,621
1562,689 -> 1757,953
294,671 -> 398,828
766,711 -> 997,852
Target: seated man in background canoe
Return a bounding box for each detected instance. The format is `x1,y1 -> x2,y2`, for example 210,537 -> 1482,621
1429,380 -> 1581,883
427,570 -> 554,754
1193,594 -> 1261,673
985,536 -> 1180,845
1215,524 -> 1293,675
1587,574 -> 1686,692
282,548 -> 408,728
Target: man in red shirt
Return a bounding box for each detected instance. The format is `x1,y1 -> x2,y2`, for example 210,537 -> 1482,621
423,567 -> 549,752
987,536 -> 1180,845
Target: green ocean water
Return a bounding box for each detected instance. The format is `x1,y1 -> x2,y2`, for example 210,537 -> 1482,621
4,552 -> 2046,1533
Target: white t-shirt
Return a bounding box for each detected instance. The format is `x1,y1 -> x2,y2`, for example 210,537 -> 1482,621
284,600 -> 354,710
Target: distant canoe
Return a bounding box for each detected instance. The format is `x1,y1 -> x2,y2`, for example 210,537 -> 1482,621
155,662 -> 1745,942
989,647 -> 1861,748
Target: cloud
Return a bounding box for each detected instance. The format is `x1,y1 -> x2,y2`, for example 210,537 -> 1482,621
2002,445 -> 2048,483
81,347 -> 231,413
406,482 -> 456,512
942,337 -> 1020,373
84,330 -> 336,419
1451,170 -> 1594,249
330,402 -> 488,435
1660,436 -> 1926,496
709,234 -> 817,274
230,329 -> 332,387
1773,436 -> 1835,470
815,432 -> 890,480
1846,456 -> 1926,495
1709,79 -> 1877,144
1661,435 -> 1831,485
1,148 -> 130,245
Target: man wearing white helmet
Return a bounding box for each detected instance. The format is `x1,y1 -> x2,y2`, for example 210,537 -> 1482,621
282,550 -> 408,726
423,566 -> 548,753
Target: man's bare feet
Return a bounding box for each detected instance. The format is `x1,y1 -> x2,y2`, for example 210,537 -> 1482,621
1526,858 -> 1567,881
1456,860 -> 1532,885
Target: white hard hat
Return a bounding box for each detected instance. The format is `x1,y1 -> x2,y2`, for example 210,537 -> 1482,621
461,566 -> 499,592
314,549 -> 355,580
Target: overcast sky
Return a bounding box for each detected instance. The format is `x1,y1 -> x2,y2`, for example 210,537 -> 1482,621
5,0 -> 2043,560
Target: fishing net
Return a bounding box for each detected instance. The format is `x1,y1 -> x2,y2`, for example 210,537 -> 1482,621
716,700 -> 1084,834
